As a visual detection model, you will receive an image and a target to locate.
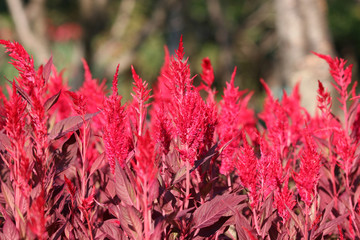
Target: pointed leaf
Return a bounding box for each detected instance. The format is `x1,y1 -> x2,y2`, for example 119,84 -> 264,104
1,182 -> 14,212
286,205 -> 304,236
49,112 -> 99,140
221,197 -> 256,240
43,56 -> 53,83
314,213 -> 349,236
172,165 -> 186,185
196,216 -> 232,237
319,199 -> 334,226
150,220 -> 164,240
3,218 -> 19,240
114,160 -> 136,206
175,207 -> 196,220
190,143 -> 218,173
44,90 -> 61,112
50,221 -> 67,240
100,220 -> 122,240
89,153 -> 105,177
10,80 -> 33,107
119,205 -> 142,240
193,194 -> 247,229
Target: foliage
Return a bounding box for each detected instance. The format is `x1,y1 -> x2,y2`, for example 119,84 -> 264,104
0,37 -> 358,239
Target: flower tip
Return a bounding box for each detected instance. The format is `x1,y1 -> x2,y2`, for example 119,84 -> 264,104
230,66 -> 237,85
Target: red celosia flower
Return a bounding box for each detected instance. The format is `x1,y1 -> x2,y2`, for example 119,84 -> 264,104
1,40 -> 49,166
351,106 -> 360,143
78,59 -> 108,133
67,91 -> 87,116
103,65 -> 130,173
0,40 -> 37,91
199,57 -> 217,102
313,52 -> 353,111
317,80 -> 332,121
294,133 -> 321,206
235,133 -> 258,208
274,177 -> 295,223
199,100 -> 218,158
131,65 -> 152,136
79,190 -> 95,213
4,84 -> 32,195
151,103 -> 172,155
218,67 -> 255,175
200,57 -> 214,89
157,37 -> 214,166
64,175 -> 76,199
5,81 -> 27,146
259,80 -> 308,160
28,191 -> 48,239
258,139 -> 283,198
333,129 -> 356,176
134,130 -> 158,185
175,90 -> 207,166
164,36 -> 194,103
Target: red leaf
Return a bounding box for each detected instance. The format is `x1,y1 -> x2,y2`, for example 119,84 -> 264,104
99,220 -> 123,239
43,56 -> 53,84
89,152 -> 105,177
193,194 -> 247,229
119,205 -> 142,240
314,213 -> 349,237
3,218 -> 19,240
114,160 -> 136,206
150,220 -> 164,240
44,90 -> 61,112
1,182 -> 14,212
9,80 -> 33,107
49,112 -> 98,140
286,205 -> 304,236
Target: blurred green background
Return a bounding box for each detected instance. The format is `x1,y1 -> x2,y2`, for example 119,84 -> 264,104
0,0 -> 359,111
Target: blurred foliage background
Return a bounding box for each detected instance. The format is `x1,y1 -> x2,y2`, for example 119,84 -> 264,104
0,0 -> 359,112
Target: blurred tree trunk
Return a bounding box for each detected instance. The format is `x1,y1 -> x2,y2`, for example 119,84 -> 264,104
274,0 -> 335,114
94,0 -> 168,78
79,0 -> 108,67
5,0 -> 50,62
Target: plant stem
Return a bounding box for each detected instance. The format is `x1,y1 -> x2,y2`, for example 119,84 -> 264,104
327,136 -> 338,209
143,180 -> 150,240
345,172 -> 360,235
252,208 -> 260,235
85,212 -> 94,240
195,170 -> 205,204
227,174 -> 232,192
305,204 -> 309,239
185,160 -> 190,209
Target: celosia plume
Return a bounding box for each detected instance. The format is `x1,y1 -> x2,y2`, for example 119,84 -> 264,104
294,133 -> 321,206
131,65 -> 152,136
134,130 -> 157,185
103,65 -> 129,173
151,103 -> 172,155
313,52 -> 353,110
235,133 -> 258,208
218,67 -> 255,175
